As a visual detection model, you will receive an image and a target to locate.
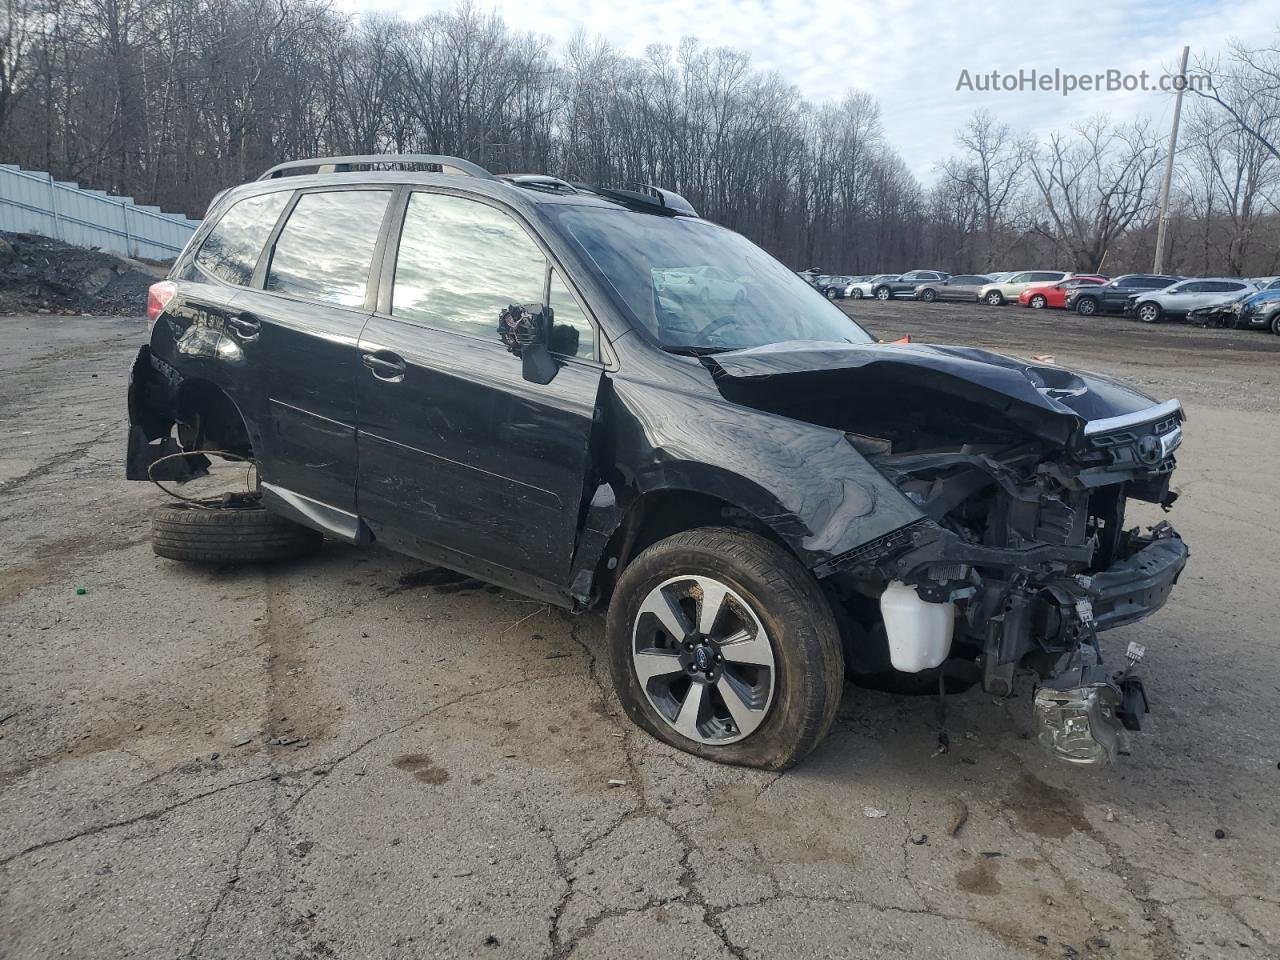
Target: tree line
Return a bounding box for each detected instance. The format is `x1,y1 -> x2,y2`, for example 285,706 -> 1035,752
2,0 -> 1278,276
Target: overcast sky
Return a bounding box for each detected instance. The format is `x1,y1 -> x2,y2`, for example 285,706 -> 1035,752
344,0 -> 1276,180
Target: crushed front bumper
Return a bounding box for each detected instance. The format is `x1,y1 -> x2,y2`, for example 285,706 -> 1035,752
1083,524 -> 1188,630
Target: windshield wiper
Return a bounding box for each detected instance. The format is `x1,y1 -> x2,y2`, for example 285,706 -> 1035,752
661,345 -> 731,356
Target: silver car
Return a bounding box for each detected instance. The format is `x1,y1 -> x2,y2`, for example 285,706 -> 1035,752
914,274 -> 992,302
977,271 -> 1070,306
1125,278 -> 1258,323
846,274 -> 899,299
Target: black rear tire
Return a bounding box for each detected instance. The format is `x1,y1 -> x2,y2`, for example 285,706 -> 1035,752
151,502 -> 321,563
606,528 -> 844,770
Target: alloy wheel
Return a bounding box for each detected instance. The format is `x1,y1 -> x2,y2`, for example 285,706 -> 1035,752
1030,295 -> 1046,309
631,575 -> 776,745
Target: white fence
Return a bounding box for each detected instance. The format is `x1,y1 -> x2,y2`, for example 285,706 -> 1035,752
0,163 -> 201,261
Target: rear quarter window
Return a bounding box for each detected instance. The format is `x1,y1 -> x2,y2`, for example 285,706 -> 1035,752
195,191 -> 291,286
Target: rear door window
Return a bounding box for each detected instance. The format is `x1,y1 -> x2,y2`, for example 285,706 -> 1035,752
266,190 -> 391,308
195,191 -> 291,286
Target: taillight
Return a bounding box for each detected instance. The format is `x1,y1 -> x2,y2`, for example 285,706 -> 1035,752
146,281 -> 177,331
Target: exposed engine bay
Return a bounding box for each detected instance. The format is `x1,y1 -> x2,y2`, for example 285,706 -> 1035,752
709,343 -> 1190,765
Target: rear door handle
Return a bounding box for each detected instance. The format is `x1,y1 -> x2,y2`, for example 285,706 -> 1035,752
362,351 -> 406,381
226,314 -> 260,339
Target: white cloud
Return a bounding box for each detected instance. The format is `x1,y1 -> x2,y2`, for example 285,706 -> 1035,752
341,0 -> 1279,180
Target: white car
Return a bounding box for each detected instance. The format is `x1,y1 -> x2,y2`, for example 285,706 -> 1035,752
845,274 -> 900,299
655,265 -> 747,302
1125,278 -> 1258,323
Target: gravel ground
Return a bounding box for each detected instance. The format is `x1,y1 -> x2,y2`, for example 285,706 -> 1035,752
1,305 -> 1277,960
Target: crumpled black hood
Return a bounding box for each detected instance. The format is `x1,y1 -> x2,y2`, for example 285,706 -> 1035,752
706,340 -> 1165,441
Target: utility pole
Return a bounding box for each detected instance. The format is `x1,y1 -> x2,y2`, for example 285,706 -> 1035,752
1153,45 -> 1191,275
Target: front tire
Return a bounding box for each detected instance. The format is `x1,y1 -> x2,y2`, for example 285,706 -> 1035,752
606,528 -> 844,770
873,286 -> 893,301
984,290 -> 1005,306
151,502 -> 321,563
1076,297 -> 1099,316
851,289 -> 864,300
1029,294 -> 1047,309
1271,313 -> 1280,336
920,288 -> 937,302
1137,302 -> 1162,324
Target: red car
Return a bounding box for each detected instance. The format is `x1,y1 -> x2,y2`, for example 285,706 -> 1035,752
1018,275 -> 1108,309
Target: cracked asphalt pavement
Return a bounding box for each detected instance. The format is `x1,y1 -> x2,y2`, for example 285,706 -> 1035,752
1,306 -> 1278,959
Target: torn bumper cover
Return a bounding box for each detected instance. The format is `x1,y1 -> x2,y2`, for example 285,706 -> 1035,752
126,345 -> 209,482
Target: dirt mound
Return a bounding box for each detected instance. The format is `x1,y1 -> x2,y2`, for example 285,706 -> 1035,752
0,231 -> 170,316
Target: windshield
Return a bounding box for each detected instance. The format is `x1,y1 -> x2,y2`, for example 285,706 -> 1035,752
549,206 -> 874,353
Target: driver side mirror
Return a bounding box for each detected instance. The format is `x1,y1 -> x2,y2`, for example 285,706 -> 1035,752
498,303 -> 558,385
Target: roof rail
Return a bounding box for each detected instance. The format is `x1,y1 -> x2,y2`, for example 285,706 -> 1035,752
257,154 -> 498,182
500,173 -> 579,195
571,182 -> 700,218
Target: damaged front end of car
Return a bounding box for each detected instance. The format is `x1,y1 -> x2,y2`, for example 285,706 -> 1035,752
709,343 -> 1189,765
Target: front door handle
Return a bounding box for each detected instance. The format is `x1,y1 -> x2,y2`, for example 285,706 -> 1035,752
225,314 -> 261,339
362,351 -> 406,381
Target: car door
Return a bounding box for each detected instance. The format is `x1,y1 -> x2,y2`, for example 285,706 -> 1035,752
355,189 -> 603,598
1002,272 -> 1031,296
162,191 -> 297,439
1163,280 -> 1205,313
232,186 -> 395,514
896,271 -> 921,295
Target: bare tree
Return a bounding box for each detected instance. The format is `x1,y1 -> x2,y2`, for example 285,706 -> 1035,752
1030,117 -> 1163,272
1191,40 -> 1280,164
0,0 -> 38,137
940,110 -> 1031,270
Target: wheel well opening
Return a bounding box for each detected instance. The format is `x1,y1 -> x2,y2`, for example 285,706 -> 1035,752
591,491 -> 789,606
176,380 -> 253,458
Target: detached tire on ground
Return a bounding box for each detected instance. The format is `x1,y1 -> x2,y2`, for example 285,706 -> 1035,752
151,502 -> 321,563
606,527 -> 844,770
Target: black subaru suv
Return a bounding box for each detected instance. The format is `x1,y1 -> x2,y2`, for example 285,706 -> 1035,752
127,155 -> 1188,770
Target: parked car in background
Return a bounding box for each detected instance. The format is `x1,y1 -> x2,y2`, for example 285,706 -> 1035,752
1249,277 -> 1280,290
977,271 -> 1069,305
872,270 -> 949,300
847,274 -> 900,299
656,265 -> 747,302
837,275 -> 871,298
1017,276 -> 1107,309
1067,275 -> 1181,316
914,274 -> 992,302
1126,278 -> 1257,323
816,275 -> 855,299
984,271 -> 1015,282
1218,288 -> 1280,333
